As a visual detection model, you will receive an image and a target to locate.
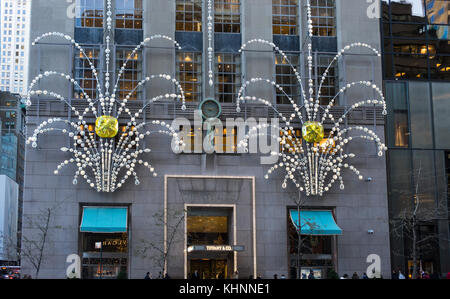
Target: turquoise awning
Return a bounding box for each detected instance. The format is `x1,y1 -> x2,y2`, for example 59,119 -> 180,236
290,210 -> 342,235
80,207 -> 128,233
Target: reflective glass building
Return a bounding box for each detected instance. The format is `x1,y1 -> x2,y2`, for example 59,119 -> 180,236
382,0 -> 450,278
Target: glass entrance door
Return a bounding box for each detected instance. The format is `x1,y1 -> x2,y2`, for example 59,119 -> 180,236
190,259 -> 228,279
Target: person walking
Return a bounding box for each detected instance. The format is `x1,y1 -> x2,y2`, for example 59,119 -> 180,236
362,273 -> 369,279
144,272 -> 151,280
398,270 -> 405,279
392,269 -> 399,279
192,270 -> 200,280
308,270 -> 315,280
232,271 -> 239,279
273,274 -> 278,279
351,272 -> 360,279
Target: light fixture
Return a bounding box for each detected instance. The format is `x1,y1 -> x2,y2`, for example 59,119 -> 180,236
26,0 -> 186,193
236,0 -> 388,197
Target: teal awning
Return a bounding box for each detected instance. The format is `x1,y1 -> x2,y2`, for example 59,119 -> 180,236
80,207 -> 128,233
290,210 -> 342,235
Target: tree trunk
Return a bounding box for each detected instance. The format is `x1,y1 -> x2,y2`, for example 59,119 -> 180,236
412,217 -> 417,279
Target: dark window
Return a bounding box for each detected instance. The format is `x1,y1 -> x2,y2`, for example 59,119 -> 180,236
116,49 -> 143,100
74,47 -> 100,99
215,53 -> 241,103
275,54 -> 300,104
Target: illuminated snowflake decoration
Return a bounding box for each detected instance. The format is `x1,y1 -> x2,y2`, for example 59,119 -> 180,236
236,0 -> 388,197
25,0 -> 185,193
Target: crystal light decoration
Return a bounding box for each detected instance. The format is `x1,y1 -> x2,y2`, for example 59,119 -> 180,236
236,0 -> 388,197
25,0 -> 185,193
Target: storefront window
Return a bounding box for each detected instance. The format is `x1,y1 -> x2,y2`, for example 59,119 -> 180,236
80,233 -> 128,279
79,206 -> 129,279
287,210 -> 336,279
187,208 -> 230,245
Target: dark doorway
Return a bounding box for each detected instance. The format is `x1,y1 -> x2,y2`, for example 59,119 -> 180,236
190,259 -> 228,279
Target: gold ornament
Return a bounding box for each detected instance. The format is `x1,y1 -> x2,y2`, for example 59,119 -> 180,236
302,121 -> 324,143
95,115 -> 119,138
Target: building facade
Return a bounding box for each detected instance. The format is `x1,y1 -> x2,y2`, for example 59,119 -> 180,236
0,0 -> 31,95
0,91 -> 25,263
381,0 -> 450,278
22,0 -> 391,279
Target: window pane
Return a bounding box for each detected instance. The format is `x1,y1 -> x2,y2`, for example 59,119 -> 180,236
386,82 -> 409,148
176,0 -> 203,32
215,0 -> 241,33
409,82 -> 433,148
432,82 -> 450,149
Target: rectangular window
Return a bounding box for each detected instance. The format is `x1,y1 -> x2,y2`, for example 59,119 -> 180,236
176,0 -> 202,32
116,49 -> 143,100
116,0 -> 143,29
275,54 -> 300,104
76,0 -> 104,28
313,55 -> 338,106
187,207 -> 232,246
273,0 -> 298,35
310,0 -> 336,37
176,52 -> 202,102
215,53 -> 241,103
74,47 -> 99,99
386,82 -> 409,148
214,0 -> 241,33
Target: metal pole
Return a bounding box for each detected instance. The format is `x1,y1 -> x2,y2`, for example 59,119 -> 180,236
297,188 -> 302,279
100,245 -> 103,279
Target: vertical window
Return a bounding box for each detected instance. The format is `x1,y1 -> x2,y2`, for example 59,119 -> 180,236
310,0 -> 336,37
313,55 -> 338,106
273,0 -> 298,35
275,54 -> 300,104
177,52 -> 202,102
116,49 -> 142,100
386,82 -> 409,148
214,0 -> 241,33
176,0 -> 202,32
76,0 -> 104,28
115,0 -> 143,29
215,53 -> 241,103
74,47 -> 99,99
